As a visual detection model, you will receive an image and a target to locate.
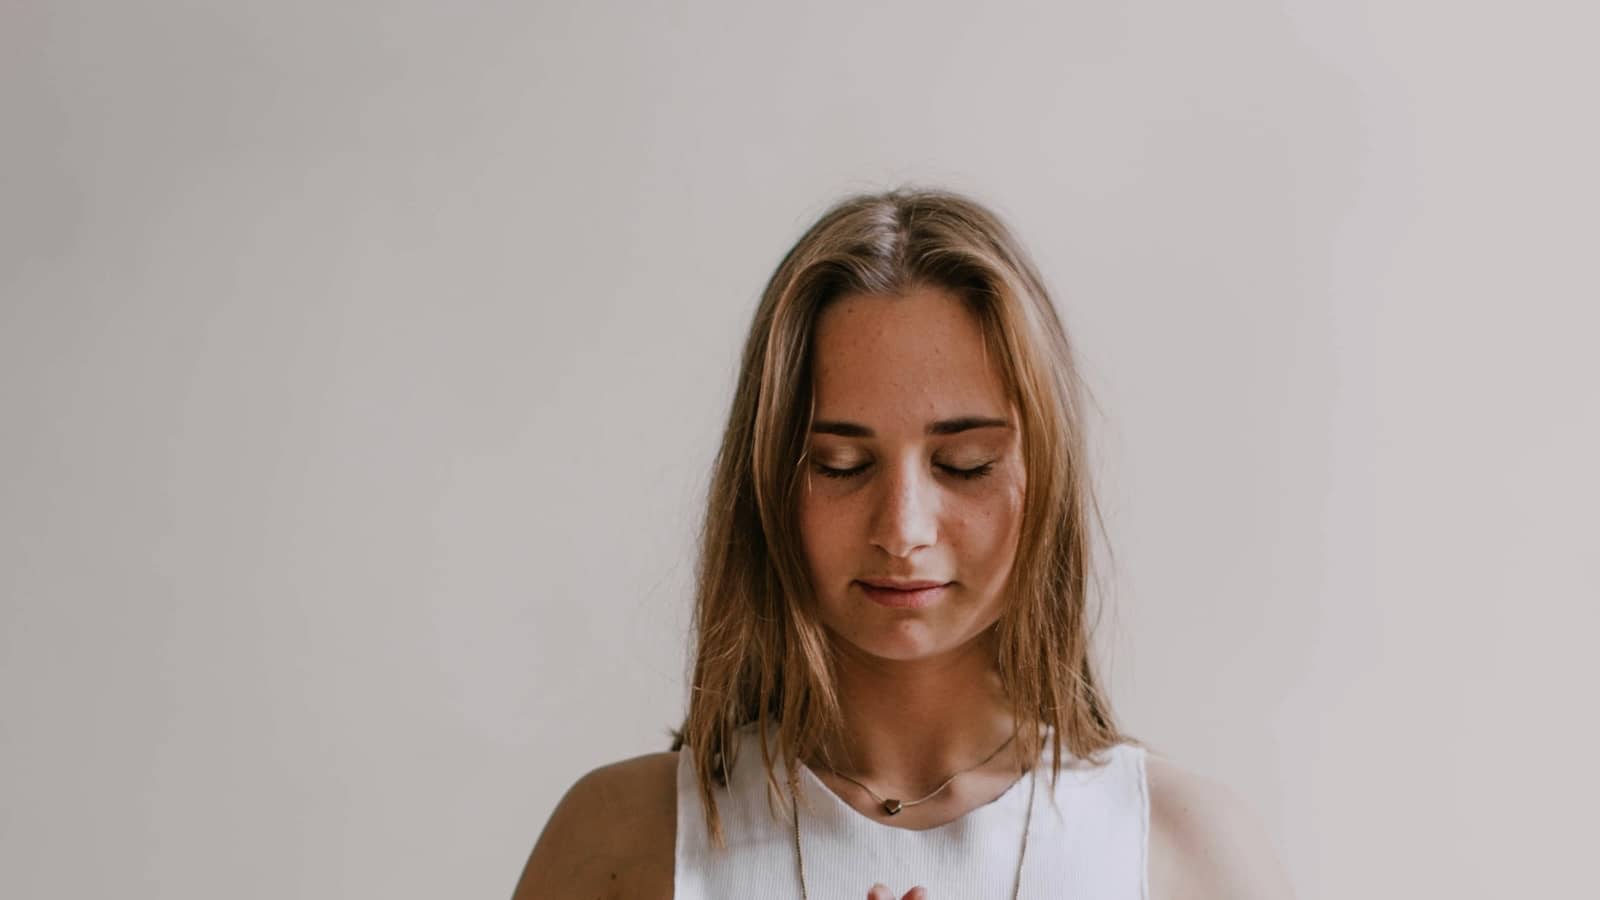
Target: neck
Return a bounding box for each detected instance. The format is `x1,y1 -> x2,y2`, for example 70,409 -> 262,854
809,626 -> 1023,795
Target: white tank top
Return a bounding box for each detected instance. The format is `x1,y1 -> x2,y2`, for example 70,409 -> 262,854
674,722 -> 1149,898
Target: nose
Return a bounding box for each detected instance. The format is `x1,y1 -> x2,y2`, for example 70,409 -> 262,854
868,457 -> 938,559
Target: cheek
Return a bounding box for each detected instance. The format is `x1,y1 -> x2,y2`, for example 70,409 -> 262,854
958,479 -> 1026,571
797,493 -> 846,582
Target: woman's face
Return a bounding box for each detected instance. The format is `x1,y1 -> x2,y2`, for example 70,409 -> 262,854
797,286 -> 1027,663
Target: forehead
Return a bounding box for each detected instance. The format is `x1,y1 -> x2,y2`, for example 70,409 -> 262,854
810,288 -> 1010,424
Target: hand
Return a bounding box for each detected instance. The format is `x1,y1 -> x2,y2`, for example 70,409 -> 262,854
867,883 -> 927,900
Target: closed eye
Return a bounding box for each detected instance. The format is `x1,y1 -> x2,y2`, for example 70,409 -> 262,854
812,462 -> 995,481
814,462 -> 870,479
946,462 -> 995,480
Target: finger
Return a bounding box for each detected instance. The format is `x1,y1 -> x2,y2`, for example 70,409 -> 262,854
868,884 -> 892,900
902,888 -> 929,900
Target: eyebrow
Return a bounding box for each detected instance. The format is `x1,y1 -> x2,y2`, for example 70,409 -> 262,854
810,416 -> 1013,437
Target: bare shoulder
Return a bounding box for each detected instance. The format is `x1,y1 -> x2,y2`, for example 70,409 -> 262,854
511,750 -> 678,900
1145,751 -> 1297,900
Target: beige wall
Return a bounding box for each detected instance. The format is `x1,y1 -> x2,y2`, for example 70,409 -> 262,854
3,1 -> 1596,897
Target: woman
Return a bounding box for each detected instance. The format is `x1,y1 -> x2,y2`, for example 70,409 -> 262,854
515,188 -> 1295,899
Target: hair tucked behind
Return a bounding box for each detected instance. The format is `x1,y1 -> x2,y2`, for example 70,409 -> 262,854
668,185 -> 1137,849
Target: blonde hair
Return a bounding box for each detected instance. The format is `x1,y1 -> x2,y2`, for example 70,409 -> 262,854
669,185 -> 1137,848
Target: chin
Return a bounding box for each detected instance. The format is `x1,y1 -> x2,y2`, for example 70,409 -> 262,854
825,620 -> 949,662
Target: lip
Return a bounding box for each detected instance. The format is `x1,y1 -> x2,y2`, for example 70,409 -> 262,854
856,579 -> 951,609
858,578 -> 947,590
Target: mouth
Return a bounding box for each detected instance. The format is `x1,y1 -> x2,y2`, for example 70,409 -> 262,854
855,579 -> 951,609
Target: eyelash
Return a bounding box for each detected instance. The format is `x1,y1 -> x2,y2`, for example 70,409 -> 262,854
813,461 -> 996,481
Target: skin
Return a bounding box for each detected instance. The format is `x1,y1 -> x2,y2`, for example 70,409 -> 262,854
512,287 -> 1297,899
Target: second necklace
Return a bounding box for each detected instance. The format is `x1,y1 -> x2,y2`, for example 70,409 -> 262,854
789,729 -> 1037,899
789,763 -> 1037,899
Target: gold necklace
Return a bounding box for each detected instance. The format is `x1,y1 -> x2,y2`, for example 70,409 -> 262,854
819,730 -> 1017,813
788,734 -> 1038,899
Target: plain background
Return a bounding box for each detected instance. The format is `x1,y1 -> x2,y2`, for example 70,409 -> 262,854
4,1 -> 1597,897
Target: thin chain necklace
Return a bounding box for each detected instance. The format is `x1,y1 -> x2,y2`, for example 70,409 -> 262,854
788,730 -> 1038,899
824,729 -> 1019,816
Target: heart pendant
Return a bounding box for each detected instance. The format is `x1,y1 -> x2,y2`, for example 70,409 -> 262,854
882,799 -> 903,815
